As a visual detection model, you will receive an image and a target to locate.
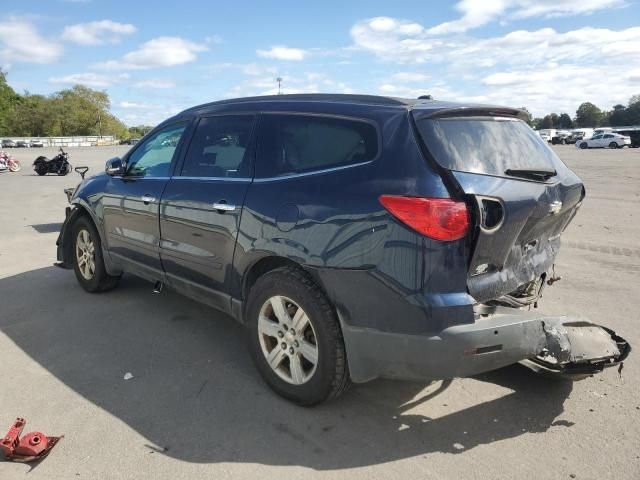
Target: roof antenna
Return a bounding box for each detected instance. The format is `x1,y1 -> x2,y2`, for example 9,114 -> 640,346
276,77 -> 283,95
418,95 -> 432,100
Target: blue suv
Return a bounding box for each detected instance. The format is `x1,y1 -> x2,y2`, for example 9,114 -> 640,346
56,94 -> 629,405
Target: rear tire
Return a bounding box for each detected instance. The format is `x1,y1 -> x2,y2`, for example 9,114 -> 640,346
609,142 -> 618,149
34,162 -> 47,175
71,215 -> 120,292
245,266 -> 351,405
8,161 -> 21,172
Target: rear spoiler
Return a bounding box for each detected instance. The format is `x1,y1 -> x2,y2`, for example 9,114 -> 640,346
412,106 -> 528,122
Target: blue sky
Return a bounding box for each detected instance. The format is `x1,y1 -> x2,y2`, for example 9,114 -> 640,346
1,0 -> 639,125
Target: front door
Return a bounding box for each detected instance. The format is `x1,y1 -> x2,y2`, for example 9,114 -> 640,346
159,114 -> 256,311
102,122 -> 189,274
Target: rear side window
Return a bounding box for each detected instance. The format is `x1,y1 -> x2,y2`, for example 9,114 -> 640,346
256,114 -> 378,177
181,115 -> 255,178
417,117 -> 558,178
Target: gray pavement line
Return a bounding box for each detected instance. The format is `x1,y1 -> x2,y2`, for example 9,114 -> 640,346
565,240 -> 640,258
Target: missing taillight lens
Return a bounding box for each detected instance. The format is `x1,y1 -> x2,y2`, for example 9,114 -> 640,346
379,195 -> 469,241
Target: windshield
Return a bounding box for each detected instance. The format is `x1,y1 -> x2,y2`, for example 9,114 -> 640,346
417,117 -> 558,178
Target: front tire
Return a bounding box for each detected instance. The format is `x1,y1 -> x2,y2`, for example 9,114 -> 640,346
246,266 -> 350,405
580,142 -> 588,149
72,215 -> 120,292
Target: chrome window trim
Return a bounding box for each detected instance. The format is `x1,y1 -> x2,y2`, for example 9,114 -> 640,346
253,159 -> 372,182
172,176 -> 252,182
117,176 -> 171,180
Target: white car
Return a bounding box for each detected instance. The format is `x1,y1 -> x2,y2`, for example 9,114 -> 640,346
576,133 -> 631,149
538,132 -> 551,142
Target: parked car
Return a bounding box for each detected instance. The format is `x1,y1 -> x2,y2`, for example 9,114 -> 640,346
551,130 -> 572,144
16,140 -> 30,148
121,138 -> 141,145
538,131 -> 551,142
613,128 -> 640,148
30,139 -> 45,148
55,94 -> 629,405
1,139 -> 16,148
576,132 -> 631,149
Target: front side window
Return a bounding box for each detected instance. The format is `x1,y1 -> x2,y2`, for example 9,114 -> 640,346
181,115 -> 255,178
126,123 -> 187,177
256,114 -> 378,178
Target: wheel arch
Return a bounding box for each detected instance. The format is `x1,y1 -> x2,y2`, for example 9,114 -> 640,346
60,202 -> 120,275
240,255 -> 331,319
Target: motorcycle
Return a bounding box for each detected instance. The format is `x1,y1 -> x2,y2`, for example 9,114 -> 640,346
0,151 -> 21,172
33,148 -> 72,176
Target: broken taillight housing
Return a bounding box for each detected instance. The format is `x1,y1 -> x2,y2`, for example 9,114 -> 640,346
379,195 -> 469,241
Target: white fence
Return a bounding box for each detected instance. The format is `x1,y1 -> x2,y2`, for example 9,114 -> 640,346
2,136 -> 119,147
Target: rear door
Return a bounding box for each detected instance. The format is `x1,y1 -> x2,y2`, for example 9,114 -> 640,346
414,111 -> 584,303
159,114 -> 256,311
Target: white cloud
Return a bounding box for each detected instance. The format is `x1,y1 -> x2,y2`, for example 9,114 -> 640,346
242,63 -> 277,76
49,72 -> 130,87
257,45 -> 308,61
0,18 -> 62,65
119,101 -> 154,109
62,20 -> 136,45
95,37 -> 207,70
389,72 -> 431,83
377,83 -> 457,101
134,79 -> 175,89
351,17 -> 443,63
352,15 -> 640,115
352,17 -> 640,67
225,72 -> 353,98
428,0 -> 625,34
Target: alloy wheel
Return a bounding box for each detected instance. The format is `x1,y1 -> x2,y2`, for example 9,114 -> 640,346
257,295 -> 319,385
75,229 -> 96,280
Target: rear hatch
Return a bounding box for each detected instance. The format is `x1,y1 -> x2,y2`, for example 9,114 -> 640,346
414,108 -> 585,303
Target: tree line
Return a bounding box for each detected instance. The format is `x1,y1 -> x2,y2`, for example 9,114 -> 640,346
0,71 -> 151,139
520,95 -> 640,130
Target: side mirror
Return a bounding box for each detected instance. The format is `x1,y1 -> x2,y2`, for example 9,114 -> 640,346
105,157 -> 124,176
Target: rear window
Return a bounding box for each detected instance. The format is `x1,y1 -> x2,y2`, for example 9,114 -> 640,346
417,117 -> 558,178
256,114 -> 378,178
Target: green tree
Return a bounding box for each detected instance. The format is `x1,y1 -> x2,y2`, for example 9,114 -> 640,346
557,113 -> 573,129
575,102 -> 603,127
0,70 -> 21,134
541,114 -> 554,128
607,105 -> 628,126
626,95 -> 640,125
519,107 -> 533,126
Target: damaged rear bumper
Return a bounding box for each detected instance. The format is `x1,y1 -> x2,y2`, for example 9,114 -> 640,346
341,307 -> 630,383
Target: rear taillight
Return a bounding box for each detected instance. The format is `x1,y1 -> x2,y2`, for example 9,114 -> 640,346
379,195 -> 469,241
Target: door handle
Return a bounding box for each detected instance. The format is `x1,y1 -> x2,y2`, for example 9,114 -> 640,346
141,195 -> 156,204
212,201 -> 236,212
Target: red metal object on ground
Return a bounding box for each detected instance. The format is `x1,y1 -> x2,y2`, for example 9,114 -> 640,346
0,418 -> 62,462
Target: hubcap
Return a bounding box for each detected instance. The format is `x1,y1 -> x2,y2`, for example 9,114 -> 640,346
75,229 -> 96,280
257,295 -> 319,385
